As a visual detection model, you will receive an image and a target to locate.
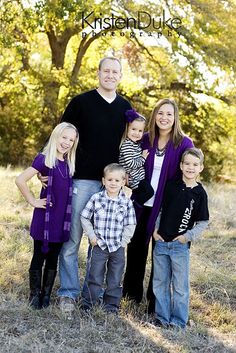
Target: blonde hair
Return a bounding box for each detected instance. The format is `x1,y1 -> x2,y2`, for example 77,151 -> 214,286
103,163 -> 126,179
42,122 -> 79,176
148,98 -> 184,148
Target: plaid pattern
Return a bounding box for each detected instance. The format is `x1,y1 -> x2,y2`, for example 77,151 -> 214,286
81,189 -> 136,252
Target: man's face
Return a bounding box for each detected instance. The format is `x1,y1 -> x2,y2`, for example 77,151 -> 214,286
98,59 -> 122,93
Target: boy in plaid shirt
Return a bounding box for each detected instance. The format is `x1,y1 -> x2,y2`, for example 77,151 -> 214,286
81,163 -> 136,313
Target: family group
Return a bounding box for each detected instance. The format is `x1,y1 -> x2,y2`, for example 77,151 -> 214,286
16,56 -> 209,329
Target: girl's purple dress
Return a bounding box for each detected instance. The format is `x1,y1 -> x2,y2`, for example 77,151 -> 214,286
30,153 -> 71,243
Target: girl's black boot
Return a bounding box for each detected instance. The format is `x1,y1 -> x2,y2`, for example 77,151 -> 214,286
29,269 -> 42,310
41,269 -> 57,308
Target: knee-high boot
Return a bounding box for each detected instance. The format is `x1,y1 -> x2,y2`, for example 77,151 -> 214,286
29,269 -> 42,310
41,269 -> 57,308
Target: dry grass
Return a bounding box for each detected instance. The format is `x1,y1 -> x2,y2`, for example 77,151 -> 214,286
0,166 -> 236,353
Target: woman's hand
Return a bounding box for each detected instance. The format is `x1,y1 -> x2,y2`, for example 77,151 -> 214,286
142,149 -> 149,159
153,229 -> 164,241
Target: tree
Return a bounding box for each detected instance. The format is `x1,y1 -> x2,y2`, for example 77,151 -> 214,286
0,0 -> 236,180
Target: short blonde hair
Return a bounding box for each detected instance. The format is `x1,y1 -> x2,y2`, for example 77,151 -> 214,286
42,122 -> 79,176
103,163 -> 126,179
148,98 -> 184,148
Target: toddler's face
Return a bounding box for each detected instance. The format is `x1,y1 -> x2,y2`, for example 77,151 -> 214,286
127,120 -> 145,142
102,171 -> 125,197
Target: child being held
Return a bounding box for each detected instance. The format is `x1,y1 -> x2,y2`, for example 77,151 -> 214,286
119,109 -> 153,205
152,147 -> 209,328
81,163 -> 136,314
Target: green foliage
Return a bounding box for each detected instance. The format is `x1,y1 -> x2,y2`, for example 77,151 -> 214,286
0,0 -> 236,179
180,96 -> 236,181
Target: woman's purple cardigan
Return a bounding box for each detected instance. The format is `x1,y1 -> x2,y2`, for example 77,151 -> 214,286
137,132 -> 194,243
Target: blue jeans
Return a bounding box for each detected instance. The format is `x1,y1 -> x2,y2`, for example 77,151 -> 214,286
82,245 -> 125,312
57,179 -> 102,300
153,240 -> 190,328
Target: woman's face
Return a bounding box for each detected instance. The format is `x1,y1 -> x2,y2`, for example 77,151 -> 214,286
155,103 -> 175,132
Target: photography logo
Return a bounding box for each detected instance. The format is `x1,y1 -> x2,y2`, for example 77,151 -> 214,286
80,10 -> 182,39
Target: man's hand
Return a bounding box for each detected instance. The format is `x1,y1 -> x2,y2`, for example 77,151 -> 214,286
172,235 -> 187,244
153,229 -> 164,241
37,173 -> 48,188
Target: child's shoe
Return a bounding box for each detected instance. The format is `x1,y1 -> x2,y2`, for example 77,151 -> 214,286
29,269 -> 42,310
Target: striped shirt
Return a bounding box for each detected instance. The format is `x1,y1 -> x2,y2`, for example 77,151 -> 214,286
119,138 -> 146,189
81,189 -> 136,252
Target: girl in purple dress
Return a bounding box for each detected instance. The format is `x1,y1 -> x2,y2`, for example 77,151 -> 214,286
16,122 -> 79,309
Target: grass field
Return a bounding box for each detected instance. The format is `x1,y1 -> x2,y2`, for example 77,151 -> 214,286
0,166 -> 235,353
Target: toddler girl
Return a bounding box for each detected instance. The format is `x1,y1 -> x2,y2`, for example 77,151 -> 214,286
119,109 -> 153,205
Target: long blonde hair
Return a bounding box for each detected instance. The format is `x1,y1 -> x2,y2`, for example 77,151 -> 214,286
148,98 -> 184,148
42,122 -> 79,176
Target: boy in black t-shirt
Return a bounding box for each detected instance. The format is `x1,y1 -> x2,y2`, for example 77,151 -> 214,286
152,148 -> 209,329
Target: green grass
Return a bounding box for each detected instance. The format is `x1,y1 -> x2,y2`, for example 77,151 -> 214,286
0,166 -> 236,352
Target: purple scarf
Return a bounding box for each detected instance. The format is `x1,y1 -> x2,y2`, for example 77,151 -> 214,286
42,162 -> 72,254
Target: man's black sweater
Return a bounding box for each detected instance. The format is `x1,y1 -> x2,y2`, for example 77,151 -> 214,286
61,89 -> 131,180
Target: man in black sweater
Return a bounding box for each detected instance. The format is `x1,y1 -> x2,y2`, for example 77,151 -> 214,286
57,57 -> 132,313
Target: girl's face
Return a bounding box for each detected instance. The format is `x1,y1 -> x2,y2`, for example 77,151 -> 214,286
127,120 -> 145,142
56,128 -> 77,160
155,103 -> 175,133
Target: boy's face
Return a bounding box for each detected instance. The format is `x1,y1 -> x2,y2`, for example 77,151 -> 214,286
102,170 -> 125,197
180,154 -> 203,182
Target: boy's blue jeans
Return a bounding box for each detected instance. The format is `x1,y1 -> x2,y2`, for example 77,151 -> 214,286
82,245 -> 125,312
153,240 -> 190,328
57,179 -> 102,300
